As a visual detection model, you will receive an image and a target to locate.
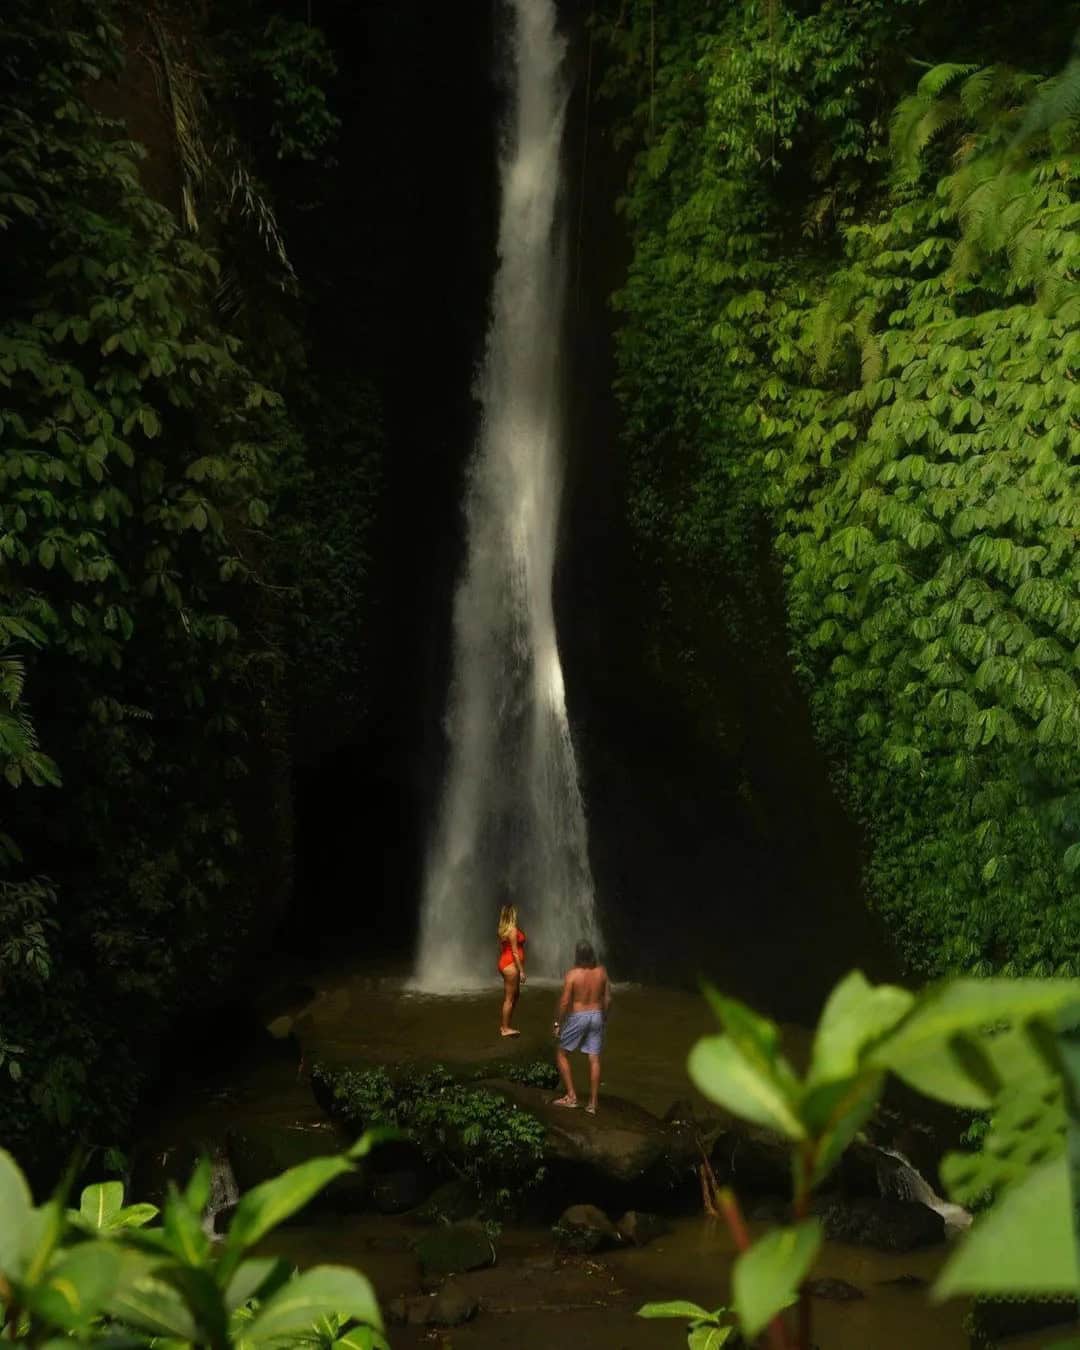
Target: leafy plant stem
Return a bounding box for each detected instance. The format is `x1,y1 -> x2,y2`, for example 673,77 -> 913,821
717,1187 -> 792,1350
793,1144 -> 815,1350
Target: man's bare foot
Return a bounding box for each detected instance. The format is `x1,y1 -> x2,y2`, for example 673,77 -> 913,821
585,1103 -> 597,1115
500,1028 -> 521,1037
551,1095 -> 578,1108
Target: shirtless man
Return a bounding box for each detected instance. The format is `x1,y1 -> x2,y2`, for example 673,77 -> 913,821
552,941 -> 611,1115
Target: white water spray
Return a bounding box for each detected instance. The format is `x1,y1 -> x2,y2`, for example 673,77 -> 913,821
414,0 -> 600,989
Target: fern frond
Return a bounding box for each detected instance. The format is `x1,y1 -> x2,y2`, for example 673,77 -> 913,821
1015,57 -> 1080,149
917,63 -> 980,100
892,95 -> 965,179
960,66 -> 998,117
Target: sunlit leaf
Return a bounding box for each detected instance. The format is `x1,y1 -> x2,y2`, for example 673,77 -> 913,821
733,1221 -> 822,1339
0,1148 -> 34,1276
935,1157 -> 1079,1299
637,1301 -> 713,1320
244,1265 -> 382,1345
689,1035 -> 805,1139
808,971 -> 914,1085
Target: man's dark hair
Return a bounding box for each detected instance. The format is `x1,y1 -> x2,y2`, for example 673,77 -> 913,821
575,941 -> 597,968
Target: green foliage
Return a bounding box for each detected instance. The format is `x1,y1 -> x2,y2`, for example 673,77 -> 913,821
732,1221 -> 822,1339
638,1300 -> 735,1348
223,16 -> 341,166
598,0 -> 1080,977
0,1136 -> 387,1347
313,1064 -> 547,1207
661,971 -> 1080,1349
475,1057 -> 561,1090
0,0 -> 383,1162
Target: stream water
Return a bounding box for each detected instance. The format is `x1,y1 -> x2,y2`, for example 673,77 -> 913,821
141,967 -> 1065,1350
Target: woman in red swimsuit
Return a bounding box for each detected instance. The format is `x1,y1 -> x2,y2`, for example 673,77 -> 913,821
497,903 -> 526,1037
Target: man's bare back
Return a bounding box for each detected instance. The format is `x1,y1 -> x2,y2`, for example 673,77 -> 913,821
563,964 -> 610,1013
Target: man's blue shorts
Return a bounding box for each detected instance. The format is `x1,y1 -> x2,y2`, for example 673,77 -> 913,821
558,1009 -> 605,1055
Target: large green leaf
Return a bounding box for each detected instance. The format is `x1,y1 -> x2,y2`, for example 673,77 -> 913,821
688,1327 -> 734,1350
0,1148 -> 33,1275
184,1158 -> 213,1220
222,1156 -> 354,1275
224,1256 -> 292,1313
688,1035 -> 805,1140
347,1127 -> 400,1160
107,1203 -> 160,1232
871,980 -> 1080,1107
162,1183 -> 210,1267
637,1301 -> 713,1319
29,1244 -> 121,1331
20,1201 -> 65,1289
159,1264 -> 229,1346
940,1075 -> 1065,1206
105,1254 -> 200,1342
244,1265 -> 382,1345
935,1156 -> 1079,1299
808,971 -> 914,1085
333,1328 -> 390,1350
732,1220 -> 822,1340
79,1181 -> 124,1230
800,1072 -> 884,1188
704,987 -> 802,1095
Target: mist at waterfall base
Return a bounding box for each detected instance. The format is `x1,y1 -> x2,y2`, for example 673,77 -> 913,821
283,0 -> 895,1021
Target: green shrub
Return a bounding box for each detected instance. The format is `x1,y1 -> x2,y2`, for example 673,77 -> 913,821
0,1133 -> 389,1347
313,1063 -> 547,1207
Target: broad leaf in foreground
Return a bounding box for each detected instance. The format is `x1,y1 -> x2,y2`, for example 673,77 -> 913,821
732,1220 -> 822,1339
244,1265 -> 382,1345
689,1035 -> 805,1139
935,1156 -> 1079,1299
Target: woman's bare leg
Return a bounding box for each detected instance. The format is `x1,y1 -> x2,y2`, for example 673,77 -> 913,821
500,969 -> 520,1034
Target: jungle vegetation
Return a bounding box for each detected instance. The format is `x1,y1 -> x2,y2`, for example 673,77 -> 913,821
0,0 -> 382,1165
595,0 -> 1080,980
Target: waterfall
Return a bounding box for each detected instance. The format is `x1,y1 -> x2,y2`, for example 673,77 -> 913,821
414,0 -> 600,989
876,1146 -> 972,1232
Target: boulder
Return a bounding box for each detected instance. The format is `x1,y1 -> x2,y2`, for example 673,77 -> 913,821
616,1210 -> 671,1247
556,1203 -> 620,1253
482,1081 -> 697,1185
415,1222 -> 496,1276
877,1274 -> 927,1291
710,1121 -> 791,1194
371,1169 -> 424,1214
816,1196 -> 945,1252
663,1099 -> 698,1125
227,1121 -> 368,1212
228,1121 -> 345,1190
428,1279 -> 480,1326
414,1179 -> 481,1224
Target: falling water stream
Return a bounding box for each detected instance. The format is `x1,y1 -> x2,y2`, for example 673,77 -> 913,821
415,0 -> 600,988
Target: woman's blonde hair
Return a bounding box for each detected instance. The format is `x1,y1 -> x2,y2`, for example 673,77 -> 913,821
497,904 -> 517,940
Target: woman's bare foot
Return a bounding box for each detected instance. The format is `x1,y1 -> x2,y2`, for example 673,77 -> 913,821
551,1094 -> 578,1108
500,1027 -> 521,1037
